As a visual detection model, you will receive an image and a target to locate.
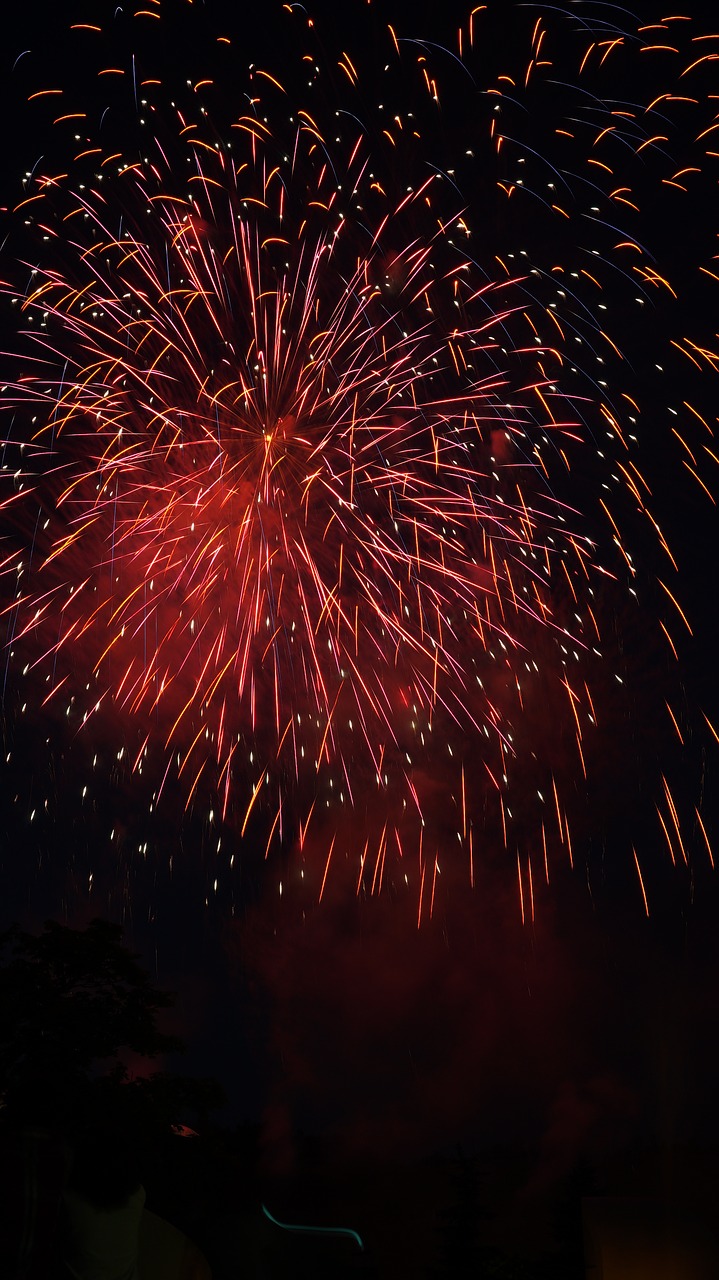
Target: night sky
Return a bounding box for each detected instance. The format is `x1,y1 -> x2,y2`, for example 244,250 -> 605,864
1,0 -> 719,1220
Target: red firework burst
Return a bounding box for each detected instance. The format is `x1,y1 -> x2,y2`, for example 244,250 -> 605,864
1,1 -> 716,916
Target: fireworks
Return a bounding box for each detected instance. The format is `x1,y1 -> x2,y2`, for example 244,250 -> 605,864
1,1 -> 716,917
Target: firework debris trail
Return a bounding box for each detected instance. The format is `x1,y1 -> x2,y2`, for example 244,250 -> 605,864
1,0 -> 717,920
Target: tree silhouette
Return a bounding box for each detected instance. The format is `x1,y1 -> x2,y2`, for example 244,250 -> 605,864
0,918 -> 222,1129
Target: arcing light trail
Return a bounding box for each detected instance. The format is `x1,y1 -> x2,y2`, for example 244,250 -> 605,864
1,1 -> 716,920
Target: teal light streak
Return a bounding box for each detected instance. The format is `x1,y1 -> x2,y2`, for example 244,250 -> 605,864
261,1202 -> 365,1251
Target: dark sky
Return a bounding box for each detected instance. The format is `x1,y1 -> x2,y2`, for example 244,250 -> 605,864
1,0 -> 718,1183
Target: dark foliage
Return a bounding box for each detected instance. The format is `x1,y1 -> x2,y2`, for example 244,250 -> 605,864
0,918 -> 223,1131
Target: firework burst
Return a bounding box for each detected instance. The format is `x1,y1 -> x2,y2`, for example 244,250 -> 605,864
1,1 -> 716,917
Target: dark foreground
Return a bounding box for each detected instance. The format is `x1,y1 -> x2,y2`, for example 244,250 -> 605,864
141,1129 -> 719,1278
